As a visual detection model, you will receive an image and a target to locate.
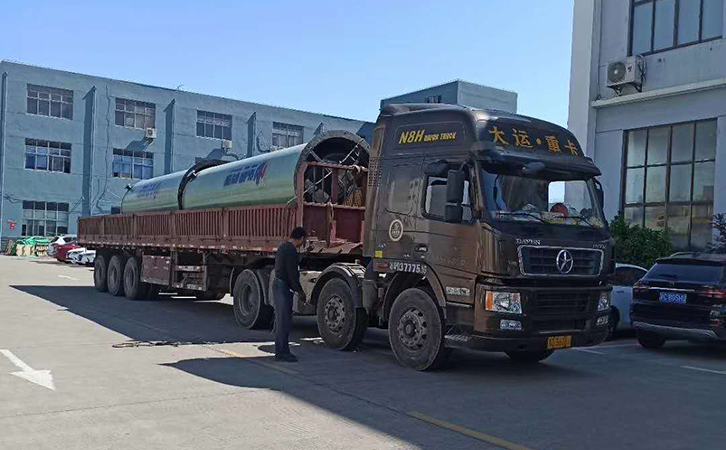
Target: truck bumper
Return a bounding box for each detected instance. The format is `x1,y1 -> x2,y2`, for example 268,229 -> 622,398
444,329 -> 608,352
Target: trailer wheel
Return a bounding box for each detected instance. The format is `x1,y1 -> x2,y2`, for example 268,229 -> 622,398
123,257 -> 150,300
316,278 -> 367,351
93,253 -> 109,292
388,288 -> 448,371
107,254 -> 127,297
233,270 -> 273,329
505,350 -> 554,363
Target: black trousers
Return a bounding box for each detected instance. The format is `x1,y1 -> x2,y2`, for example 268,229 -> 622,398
273,278 -> 294,355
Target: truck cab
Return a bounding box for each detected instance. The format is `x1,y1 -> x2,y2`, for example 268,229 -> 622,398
359,104 -> 613,369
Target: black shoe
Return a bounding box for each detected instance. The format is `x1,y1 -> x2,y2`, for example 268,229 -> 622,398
275,353 -> 298,363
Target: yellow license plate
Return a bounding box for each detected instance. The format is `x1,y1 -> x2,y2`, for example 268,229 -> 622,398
547,335 -> 572,350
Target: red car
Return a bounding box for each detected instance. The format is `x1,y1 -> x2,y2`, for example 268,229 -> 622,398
55,242 -> 80,262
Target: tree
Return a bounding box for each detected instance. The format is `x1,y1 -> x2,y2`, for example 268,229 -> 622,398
609,215 -> 673,269
711,213 -> 726,253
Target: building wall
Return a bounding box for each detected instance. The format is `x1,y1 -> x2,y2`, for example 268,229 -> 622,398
0,61 -> 373,239
380,80 -> 517,113
568,0 -> 726,249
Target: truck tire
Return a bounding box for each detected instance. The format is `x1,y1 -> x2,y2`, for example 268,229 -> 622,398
505,350 -> 554,363
317,278 -> 367,351
107,254 -> 127,297
637,330 -> 666,349
388,288 -> 448,371
196,291 -> 225,301
93,254 -> 108,292
233,270 -> 273,329
123,257 -> 150,300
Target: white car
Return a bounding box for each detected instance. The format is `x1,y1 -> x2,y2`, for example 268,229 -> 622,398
608,263 -> 648,335
66,247 -> 87,264
47,235 -> 77,257
77,250 -> 96,266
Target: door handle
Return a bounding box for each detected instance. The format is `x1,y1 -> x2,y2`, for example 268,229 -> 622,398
415,244 -> 428,253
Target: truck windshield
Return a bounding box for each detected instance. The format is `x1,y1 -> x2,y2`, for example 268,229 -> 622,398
479,168 -> 605,228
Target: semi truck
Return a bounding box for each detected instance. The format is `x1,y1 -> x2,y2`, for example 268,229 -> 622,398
79,104 -> 614,370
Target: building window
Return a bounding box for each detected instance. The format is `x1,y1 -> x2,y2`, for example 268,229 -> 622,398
272,122 -> 303,149
630,0 -> 723,55
425,95 -> 442,104
112,149 -> 153,180
25,139 -> 71,173
196,110 -> 232,140
622,119 -> 717,250
115,98 -> 156,129
21,201 -> 69,236
27,85 -> 73,119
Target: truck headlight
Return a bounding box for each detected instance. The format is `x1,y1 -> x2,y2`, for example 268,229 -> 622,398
485,291 -> 522,315
598,291 -> 611,312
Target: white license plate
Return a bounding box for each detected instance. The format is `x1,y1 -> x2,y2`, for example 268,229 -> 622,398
659,292 -> 686,304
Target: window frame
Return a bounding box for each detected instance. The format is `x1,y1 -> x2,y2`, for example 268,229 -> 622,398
21,201 -> 70,237
26,84 -> 73,120
629,0 -> 723,56
112,148 -> 154,180
114,98 -> 156,130
24,139 -> 72,174
196,110 -> 232,140
620,118 -> 717,250
271,122 -> 304,150
425,95 -> 443,104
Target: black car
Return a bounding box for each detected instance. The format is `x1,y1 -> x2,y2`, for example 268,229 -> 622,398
631,253 -> 726,349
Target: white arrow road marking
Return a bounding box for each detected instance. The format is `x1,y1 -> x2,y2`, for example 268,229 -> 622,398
58,275 -> 78,281
0,349 -> 56,390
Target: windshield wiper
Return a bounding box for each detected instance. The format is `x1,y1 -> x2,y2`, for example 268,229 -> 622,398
569,215 -> 601,230
496,211 -> 551,225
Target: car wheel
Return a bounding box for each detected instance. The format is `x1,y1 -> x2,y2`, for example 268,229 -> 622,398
607,309 -> 619,340
388,288 -> 449,371
93,254 -> 108,292
316,278 -> 367,351
505,350 -> 554,363
637,330 -> 666,349
107,254 -> 127,297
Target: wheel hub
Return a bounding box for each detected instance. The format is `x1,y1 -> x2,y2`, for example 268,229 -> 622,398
397,307 -> 427,351
324,295 -> 346,332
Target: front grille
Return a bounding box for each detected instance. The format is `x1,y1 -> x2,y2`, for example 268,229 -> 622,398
520,246 -> 602,276
632,303 -> 711,326
532,319 -> 587,332
534,290 -> 593,316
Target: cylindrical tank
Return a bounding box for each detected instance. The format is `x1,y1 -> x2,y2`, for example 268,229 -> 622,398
120,130 -> 369,213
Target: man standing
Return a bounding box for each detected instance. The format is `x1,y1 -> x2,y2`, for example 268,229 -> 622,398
273,227 -> 307,362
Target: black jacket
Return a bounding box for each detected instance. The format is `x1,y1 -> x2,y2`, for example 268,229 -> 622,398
274,241 -> 303,294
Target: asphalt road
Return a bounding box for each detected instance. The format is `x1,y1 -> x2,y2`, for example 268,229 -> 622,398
1,256 -> 725,450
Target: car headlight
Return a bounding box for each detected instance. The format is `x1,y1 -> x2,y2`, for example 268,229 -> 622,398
598,291 -> 611,311
485,291 -> 522,315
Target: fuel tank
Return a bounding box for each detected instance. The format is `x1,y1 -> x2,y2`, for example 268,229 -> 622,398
120,130 -> 369,213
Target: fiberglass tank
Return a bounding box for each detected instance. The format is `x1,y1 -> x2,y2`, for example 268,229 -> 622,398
120,130 -> 369,213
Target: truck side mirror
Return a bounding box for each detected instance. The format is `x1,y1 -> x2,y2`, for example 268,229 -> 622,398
445,204 -> 463,223
446,170 -> 465,204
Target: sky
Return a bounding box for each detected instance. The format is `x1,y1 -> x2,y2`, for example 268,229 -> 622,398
1,0 -> 575,126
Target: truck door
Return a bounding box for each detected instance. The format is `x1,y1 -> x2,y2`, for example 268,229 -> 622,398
372,162 -> 421,260
414,159 -> 478,305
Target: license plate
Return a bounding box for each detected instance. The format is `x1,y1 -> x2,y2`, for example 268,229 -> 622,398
547,335 -> 572,350
659,292 -> 687,304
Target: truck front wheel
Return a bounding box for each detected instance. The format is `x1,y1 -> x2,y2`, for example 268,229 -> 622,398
505,350 -> 554,363
233,270 -> 273,329
317,278 -> 367,351
93,253 -> 108,292
388,288 -> 448,371
107,254 -> 127,297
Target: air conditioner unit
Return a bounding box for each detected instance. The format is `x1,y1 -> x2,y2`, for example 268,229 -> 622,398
221,139 -> 233,149
606,57 -> 643,94
145,128 -> 157,140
